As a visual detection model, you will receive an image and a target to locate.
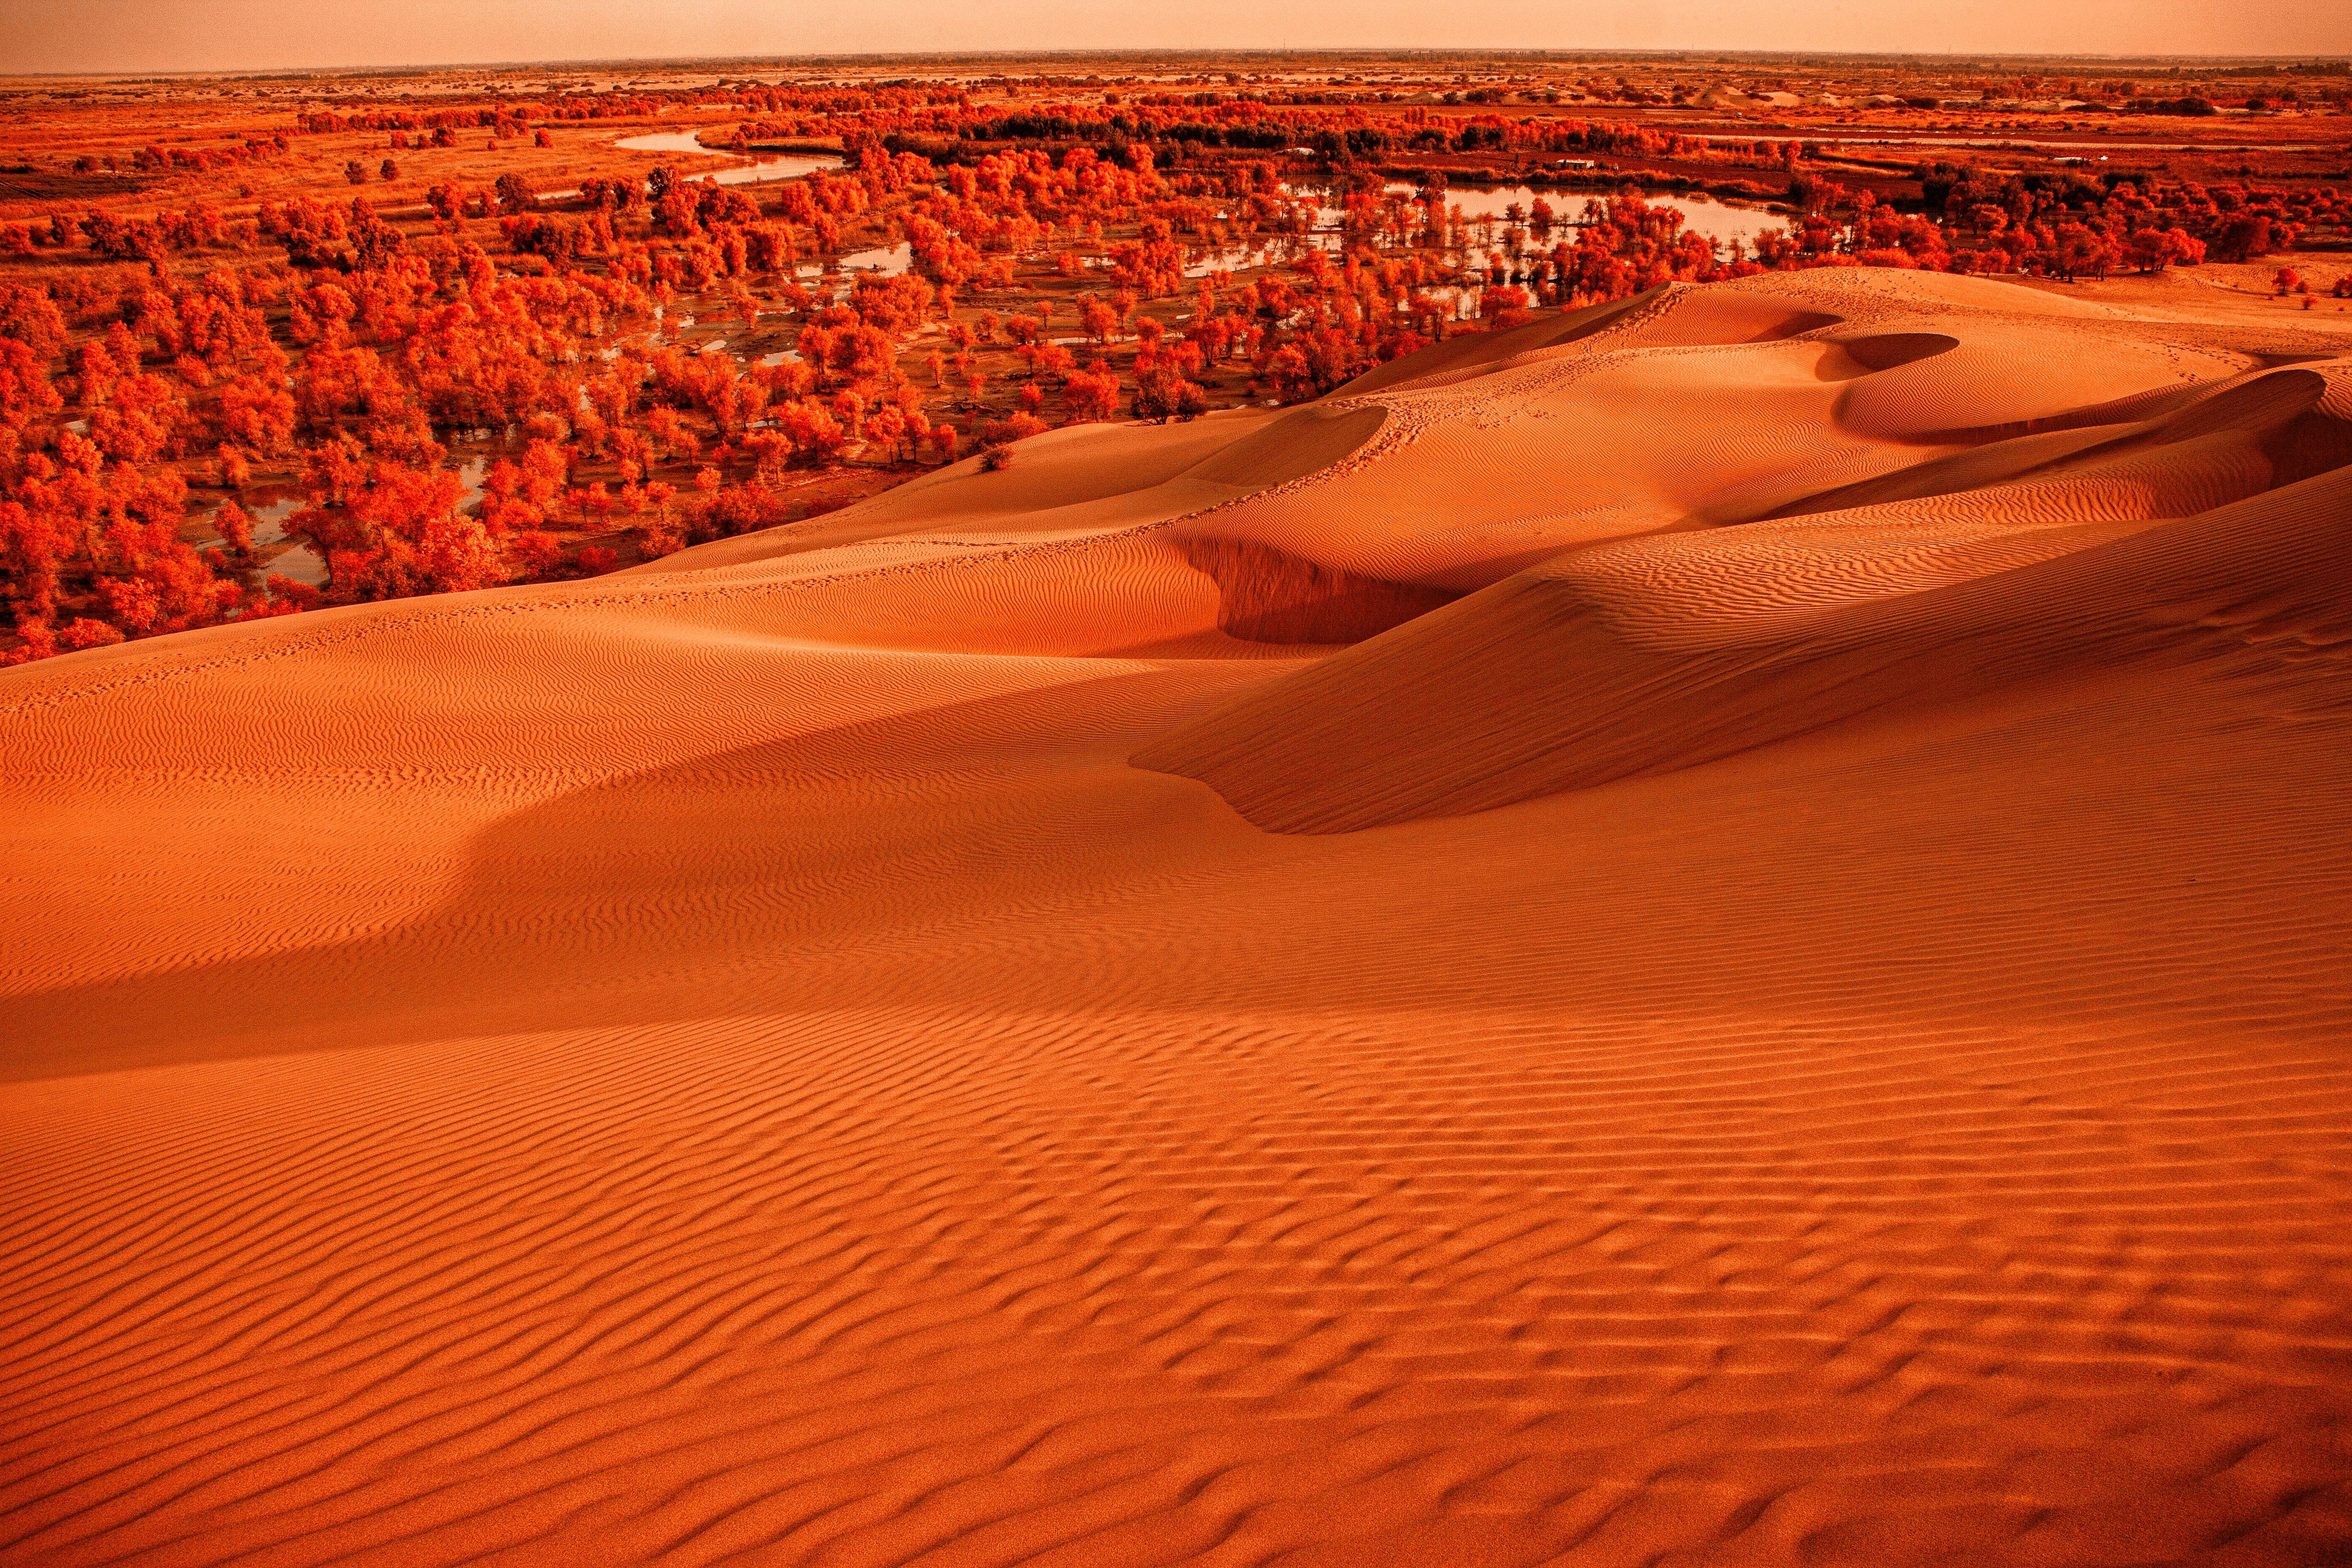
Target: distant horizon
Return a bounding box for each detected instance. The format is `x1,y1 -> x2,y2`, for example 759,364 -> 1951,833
13,46 -> 2352,83
3,0 -> 2344,78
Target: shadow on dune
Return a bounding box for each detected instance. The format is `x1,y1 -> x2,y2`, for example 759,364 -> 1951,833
1813,332 -> 1958,379
1134,462 -> 2352,834
1785,367 -> 2349,521
0,670 -> 1261,1085
1181,537 -> 1458,643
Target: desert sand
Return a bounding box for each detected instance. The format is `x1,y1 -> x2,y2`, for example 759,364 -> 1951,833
4,268 -> 2350,1565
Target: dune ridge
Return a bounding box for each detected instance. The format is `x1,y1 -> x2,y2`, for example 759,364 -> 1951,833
1136,364 -> 2352,833
5,270 -> 2351,1568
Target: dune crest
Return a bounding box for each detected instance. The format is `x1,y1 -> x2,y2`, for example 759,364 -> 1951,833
1135,279 -> 2350,832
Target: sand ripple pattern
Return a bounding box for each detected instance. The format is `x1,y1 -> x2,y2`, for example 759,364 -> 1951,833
5,271 -> 2351,1567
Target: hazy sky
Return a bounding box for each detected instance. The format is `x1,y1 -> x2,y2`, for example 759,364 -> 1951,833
1,0 -> 2343,76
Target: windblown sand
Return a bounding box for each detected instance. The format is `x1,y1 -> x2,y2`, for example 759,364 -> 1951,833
5,271 -> 2350,1566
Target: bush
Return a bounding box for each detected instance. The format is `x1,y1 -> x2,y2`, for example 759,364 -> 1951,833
58,617 -> 126,651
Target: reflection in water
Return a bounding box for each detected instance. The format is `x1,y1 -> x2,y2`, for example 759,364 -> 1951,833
1164,180 -> 1800,326
1185,235 -> 1339,279
262,547 -> 331,588
611,131 -> 845,188
1383,184 -> 1790,248
1176,182 -> 1785,281
198,457 -> 498,600
614,131 -> 734,155
243,497 -> 302,544
206,496 -> 330,588
836,243 -> 913,276
456,456 -> 488,513
253,499 -> 328,586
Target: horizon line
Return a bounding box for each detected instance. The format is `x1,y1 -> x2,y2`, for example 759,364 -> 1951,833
9,45 -> 2349,83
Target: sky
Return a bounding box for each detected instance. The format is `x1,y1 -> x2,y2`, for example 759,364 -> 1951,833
0,0 -> 2344,76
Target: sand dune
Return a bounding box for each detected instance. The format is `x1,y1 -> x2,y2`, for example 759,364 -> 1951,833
5,271 -> 2351,1567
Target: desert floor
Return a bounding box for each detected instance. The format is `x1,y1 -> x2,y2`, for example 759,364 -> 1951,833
5,268 -> 2350,1566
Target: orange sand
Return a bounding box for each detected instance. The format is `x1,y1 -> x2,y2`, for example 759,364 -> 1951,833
5,271 -> 2351,1566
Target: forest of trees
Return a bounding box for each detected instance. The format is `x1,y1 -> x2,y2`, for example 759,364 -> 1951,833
1,79 -> 2343,663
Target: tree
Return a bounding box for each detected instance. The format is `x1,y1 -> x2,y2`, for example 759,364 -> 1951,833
508,529 -> 564,579
78,210 -> 166,266
1062,359 -> 1120,423
1133,361 -> 1208,423
215,502 -> 254,555
1029,343 -> 1075,383
863,405 -> 911,462
2049,224 -> 2118,282
1077,292 -> 1119,344
2209,215 -> 2273,264
57,619 -> 126,651
0,284 -> 68,363
979,411 -> 1047,451
2125,228 -> 2201,273
494,173 -> 536,215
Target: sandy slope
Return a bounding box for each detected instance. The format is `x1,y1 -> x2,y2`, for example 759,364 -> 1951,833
4,271 -> 2350,1568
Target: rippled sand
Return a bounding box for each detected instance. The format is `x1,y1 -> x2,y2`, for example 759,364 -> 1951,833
5,270 -> 2350,1567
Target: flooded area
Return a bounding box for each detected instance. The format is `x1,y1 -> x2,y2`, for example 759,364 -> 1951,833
245,498 -> 328,586
1178,182 -> 1790,279
1186,237 -> 1332,278
611,131 -> 845,186
456,456 -> 488,512
1386,184 -> 1792,248
836,243 -> 914,276
194,495 -> 329,588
